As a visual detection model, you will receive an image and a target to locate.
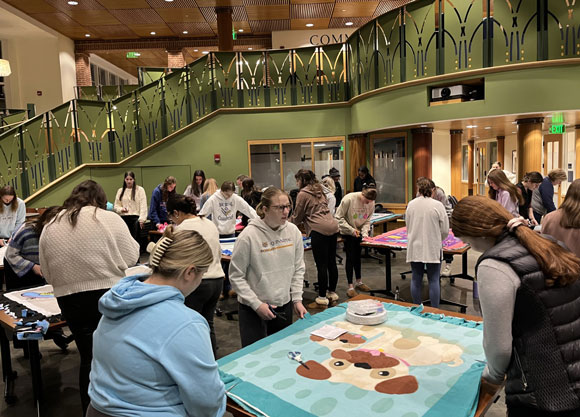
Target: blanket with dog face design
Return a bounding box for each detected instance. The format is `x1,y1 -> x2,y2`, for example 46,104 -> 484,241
218,302 -> 485,417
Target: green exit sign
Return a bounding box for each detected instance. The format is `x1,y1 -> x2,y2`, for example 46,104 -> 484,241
549,124 -> 566,134
126,52 -> 141,58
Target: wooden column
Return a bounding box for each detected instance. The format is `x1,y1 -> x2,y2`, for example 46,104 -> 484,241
516,117 -> 544,178
411,127 -> 433,196
496,135 -> 505,167
348,134 -> 366,192
468,139 -> 474,196
576,125 -> 580,179
216,7 -> 233,51
450,129 -> 463,198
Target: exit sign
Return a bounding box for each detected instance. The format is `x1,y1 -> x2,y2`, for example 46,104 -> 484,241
549,124 -> 566,134
126,52 -> 141,58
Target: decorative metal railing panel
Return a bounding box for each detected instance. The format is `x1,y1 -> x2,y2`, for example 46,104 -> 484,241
0,0 -> 578,199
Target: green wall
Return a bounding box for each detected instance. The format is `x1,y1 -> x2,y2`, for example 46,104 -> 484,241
28,63 -> 580,208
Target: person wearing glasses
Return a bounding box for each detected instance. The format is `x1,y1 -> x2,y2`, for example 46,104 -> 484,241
229,187 -> 307,347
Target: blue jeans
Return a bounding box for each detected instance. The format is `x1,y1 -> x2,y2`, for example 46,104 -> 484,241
410,262 -> 441,308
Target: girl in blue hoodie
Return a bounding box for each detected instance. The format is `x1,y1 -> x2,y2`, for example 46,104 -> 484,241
88,226 -> 226,417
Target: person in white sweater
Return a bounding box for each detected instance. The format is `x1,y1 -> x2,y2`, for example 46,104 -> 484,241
198,180 -> 258,237
229,187 -> 307,347
39,180 -> 140,415
405,178 -> 449,308
334,187 -> 377,297
113,171 -> 148,242
168,194 -> 224,355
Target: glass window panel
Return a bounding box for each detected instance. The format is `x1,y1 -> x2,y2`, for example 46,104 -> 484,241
461,145 -> 468,181
372,137 -> 406,204
282,142 -> 312,190
313,140 -> 344,189
250,144 -> 281,189
489,142 -> 498,168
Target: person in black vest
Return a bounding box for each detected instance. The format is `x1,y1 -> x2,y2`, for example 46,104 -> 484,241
329,168 -> 343,206
353,166 -> 375,192
451,195 -> 580,417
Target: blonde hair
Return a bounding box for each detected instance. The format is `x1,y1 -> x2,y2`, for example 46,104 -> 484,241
321,176 -> 336,193
451,196 -> 580,287
149,225 -> 213,279
256,187 -> 289,218
548,168 -> 567,182
202,178 -> 218,196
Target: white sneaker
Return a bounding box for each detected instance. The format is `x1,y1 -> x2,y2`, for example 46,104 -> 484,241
441,263 -> 452,277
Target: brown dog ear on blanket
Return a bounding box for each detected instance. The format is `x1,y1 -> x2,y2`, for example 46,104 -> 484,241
375,375 -> 419,395
296,360 -> 332,380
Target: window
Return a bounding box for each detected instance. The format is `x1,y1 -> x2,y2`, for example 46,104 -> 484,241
371,134 -> 407,205
461,145 -> 468,181
249,137 -> 345,191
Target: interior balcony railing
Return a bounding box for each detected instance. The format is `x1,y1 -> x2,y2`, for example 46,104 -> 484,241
0,0 -> 578,200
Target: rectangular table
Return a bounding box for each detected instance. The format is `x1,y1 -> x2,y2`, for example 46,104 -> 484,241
224,294 -> 502,417
360,227 -> 476,312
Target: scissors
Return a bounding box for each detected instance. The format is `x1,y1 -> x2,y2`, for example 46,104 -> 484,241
288,351 -> 310,370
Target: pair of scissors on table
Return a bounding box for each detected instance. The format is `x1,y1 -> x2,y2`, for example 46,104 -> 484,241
288,351 -> 309,369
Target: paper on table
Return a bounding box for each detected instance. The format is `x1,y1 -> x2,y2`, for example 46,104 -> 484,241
0,246 -> 6,266
310,324 -> 348,340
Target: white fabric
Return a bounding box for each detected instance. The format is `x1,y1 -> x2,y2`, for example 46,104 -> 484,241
229,218 -> 304,310
4,284 -> 61,317
198,190 -> 257,235
40,207 -> 140,297
405,196 -> 449,263
175,217 -> 225,279
114,185 -> 148,223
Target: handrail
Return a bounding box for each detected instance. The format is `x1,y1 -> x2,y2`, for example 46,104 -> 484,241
0,0 -> 578,200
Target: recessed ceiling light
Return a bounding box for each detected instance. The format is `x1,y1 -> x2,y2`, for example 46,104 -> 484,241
164,0 -> 174,2
68,1 -> 78,5
484,126 -> 491,129
182,30 -> 188,34
150,31 -> 156,35
466,125 -> 478,128
420,124 -> 427,127
85,33 -> 91,37
345,22 -> 354,26
512,121 -> 517,124
238,29 -> 244,32
341,9 -> 346,11
248,47 -> 252,50
306,23 -> 314,27
512,131 -> 517,133
202,51 -> 209,54
193,49 -> 198,52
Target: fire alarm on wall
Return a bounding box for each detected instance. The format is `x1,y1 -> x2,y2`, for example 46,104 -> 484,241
214,154 -> 220,163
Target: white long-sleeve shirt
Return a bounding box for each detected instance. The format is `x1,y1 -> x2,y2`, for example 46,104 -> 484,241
198,191 -> 257,235
405,196 -> 449,263
114,186 -> 148,223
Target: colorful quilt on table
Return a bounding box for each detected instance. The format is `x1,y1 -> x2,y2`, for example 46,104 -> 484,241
218,303 -> 485,417
368,227 -> 469,251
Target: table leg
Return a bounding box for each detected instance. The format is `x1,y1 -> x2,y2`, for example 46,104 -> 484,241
0,327 -> 17,404
27,340 -> 43,413
447,251 -> 478,299
369,248 -> 397,298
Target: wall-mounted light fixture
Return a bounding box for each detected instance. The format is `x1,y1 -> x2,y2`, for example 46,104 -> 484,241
0,59 -> 11,77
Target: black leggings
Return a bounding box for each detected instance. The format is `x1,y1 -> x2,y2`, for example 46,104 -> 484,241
57,289 -> 108,415
310,231 -> 338,297
238,302 -> 293,348
344,234 -> 362,284
121,215 -> 140,242
184,277 -> 223,356
508,405 -> 580,417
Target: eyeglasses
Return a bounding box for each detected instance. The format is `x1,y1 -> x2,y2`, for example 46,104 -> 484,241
270,204 -> 292,212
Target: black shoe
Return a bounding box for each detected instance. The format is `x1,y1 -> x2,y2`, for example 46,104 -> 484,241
52,334 -> 72,351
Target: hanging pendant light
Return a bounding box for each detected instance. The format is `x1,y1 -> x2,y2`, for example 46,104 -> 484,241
0,59 -> 11,77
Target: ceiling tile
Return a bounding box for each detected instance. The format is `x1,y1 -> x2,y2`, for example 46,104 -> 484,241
146,0 -> 199,7
199,7 -> 217,22
30,11 -> 83,27
332,2 -> 377,17
155,8 -> 205,22
128,23 -> 174,36
232,20 -> 252,33
245,5 -> 289,20
59,26 -> 94,39
87,25 -> 140,38
64,10 -> 122,25
45,0 -> 105,11
109,8 -> 164,24
167,22 -> 214,36
291,0 -> 334,3
243,0 -> 288,4
232,6 -> 248,21
97,0 -> 151,8
249,19 -> 289,33
328,16 -> 370,27
195,0 -> 243,6
2,0 -> 58,14
291,3 -> 333,18
290,17 -> 330,29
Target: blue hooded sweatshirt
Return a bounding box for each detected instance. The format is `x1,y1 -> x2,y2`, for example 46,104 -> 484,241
89,275 -> 226,417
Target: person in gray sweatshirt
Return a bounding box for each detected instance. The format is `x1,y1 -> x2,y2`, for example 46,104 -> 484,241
229,187 -> 307,347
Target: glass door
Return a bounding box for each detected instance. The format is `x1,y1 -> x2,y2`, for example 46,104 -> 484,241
544,134 -> 563,206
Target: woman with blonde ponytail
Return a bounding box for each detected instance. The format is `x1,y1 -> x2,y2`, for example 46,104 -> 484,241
451,196 -> 580,417
87,226 -> 226,417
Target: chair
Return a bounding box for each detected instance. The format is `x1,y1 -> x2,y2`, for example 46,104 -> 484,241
448,195 -> 459,208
